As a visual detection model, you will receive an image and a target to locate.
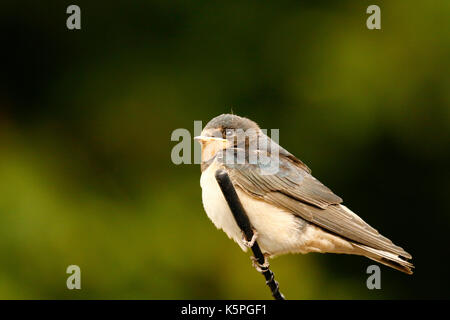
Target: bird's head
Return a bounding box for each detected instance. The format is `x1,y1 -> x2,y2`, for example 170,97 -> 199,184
194,114 -> 261,164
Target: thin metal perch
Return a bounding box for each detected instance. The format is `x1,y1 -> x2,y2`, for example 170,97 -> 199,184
215,169 -> 285,300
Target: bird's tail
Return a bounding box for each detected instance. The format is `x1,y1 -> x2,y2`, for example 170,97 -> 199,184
352,243 -> 414,275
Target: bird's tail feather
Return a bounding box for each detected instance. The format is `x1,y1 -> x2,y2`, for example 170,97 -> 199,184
352,243 -> 414,275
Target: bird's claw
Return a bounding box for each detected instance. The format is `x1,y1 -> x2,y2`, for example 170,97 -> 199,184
251,254 -> 270,273
242,230 -> 258,248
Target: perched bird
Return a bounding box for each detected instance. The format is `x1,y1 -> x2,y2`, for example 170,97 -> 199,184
195,114 -> 413,274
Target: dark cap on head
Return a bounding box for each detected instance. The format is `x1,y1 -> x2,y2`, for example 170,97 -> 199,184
204,114 -> 260,131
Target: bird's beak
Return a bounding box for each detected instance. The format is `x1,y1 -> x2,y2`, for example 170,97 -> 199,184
194,136 -> 227,143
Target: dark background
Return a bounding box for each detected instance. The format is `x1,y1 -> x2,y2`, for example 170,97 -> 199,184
0,0 -> 448,299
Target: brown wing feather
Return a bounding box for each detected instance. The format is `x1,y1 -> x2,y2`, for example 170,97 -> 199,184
217,149 -> 412,259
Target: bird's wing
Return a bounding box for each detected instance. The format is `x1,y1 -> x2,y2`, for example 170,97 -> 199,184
216,148 -> 411,258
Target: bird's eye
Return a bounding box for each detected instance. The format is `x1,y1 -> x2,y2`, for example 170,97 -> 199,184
225,129 -> 234,137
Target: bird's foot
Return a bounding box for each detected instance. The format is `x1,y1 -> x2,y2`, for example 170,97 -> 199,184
251,253 -> 271,273
242,229 -> 258,248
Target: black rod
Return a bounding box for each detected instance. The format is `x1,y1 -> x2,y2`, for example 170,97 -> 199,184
215,169 -> 285,300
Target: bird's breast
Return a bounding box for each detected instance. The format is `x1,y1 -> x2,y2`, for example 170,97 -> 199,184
200,162 -> 246,250
200,161 -> 309,255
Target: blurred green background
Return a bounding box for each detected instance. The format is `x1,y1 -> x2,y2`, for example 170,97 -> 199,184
0,0 -> 449,299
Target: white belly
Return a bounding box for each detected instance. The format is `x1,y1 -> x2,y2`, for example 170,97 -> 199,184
200,161 -> 308,256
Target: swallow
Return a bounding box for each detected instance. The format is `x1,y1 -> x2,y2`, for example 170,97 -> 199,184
195,114 -> 413,274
